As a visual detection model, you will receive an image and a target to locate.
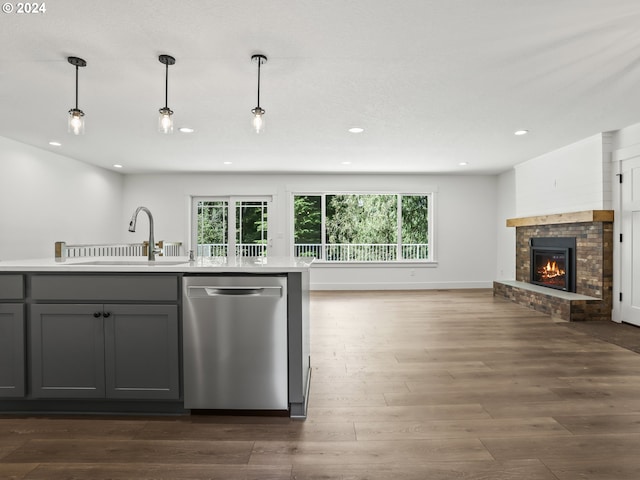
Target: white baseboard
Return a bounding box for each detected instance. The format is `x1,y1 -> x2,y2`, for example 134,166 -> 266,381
310,281 -> 493,291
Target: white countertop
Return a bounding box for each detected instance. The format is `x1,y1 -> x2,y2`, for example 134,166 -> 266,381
0,256 -> 314,273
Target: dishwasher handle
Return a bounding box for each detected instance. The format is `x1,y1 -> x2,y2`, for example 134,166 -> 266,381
187,285 -> 283,297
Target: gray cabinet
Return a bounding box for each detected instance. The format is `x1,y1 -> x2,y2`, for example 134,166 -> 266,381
0,304 -> 25,397
105,304 -> 179,399
30,303 -> 179,400
30,304 -> 106,398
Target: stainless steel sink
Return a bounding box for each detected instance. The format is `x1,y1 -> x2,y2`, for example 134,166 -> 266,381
66,260 -> 189,266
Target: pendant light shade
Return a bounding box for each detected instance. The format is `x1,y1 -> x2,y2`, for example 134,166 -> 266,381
251,54 -> 267,134
158,54 -> 175,134
67,56 -> 86,135
158,106 -> 173,134
252,106 -> 265,133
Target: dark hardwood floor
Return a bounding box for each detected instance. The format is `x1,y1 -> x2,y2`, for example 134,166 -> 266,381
2,289 -> 640,479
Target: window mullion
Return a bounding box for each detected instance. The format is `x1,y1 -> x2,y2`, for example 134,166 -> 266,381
397,194 -> 403,260
321,194 -> 327,261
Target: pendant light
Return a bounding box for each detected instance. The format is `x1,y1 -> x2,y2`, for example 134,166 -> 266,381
67,56 -> 86,135
158,54 -> 176,134
251,54 -> 267,134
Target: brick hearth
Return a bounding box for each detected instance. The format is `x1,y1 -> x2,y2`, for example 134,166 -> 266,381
494,210 -> 614,321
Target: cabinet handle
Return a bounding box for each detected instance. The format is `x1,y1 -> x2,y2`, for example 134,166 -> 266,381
93,312 -> 102,318
103,312 -> 111,318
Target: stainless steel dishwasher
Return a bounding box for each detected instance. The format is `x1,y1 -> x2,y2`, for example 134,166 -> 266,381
182,275 -> 288,410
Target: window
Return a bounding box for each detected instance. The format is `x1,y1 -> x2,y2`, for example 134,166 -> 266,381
195,200 -> 229,256
193,197 -> 270,257
293,193 -> 431,262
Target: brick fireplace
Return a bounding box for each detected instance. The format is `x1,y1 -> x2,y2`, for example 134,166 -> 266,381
494,210 -> 614,321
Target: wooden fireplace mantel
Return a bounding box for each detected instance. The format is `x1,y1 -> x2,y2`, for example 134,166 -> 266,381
506,210 -> 614,228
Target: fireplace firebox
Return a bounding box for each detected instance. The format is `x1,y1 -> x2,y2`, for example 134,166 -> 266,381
529,237 -> 576,292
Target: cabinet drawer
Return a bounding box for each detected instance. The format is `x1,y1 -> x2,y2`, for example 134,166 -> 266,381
31,275 -> 178,302
0,275 -> 24,300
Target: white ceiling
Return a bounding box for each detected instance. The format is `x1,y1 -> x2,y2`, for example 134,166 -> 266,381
2,0 -> 640,174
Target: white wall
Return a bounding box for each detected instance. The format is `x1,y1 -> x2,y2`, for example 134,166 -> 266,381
497,132 -> 617,283
496,168 -> 516,280
613,122 -> 640,150
0,136 -> 124,260
0,137 -> 500,290
122,173 -> 499,290
514,134 -> 607,217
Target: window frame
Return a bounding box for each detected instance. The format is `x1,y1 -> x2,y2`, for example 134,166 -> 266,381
191,195 -> 272,258
290,191 -> 436,265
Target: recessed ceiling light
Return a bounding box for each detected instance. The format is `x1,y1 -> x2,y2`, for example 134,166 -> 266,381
49,141 -> 62,147
179,127 -> 195,133
459,162 -> 468,166
514,129 -> 529,136
341,161 -> 352,165
348,127 -> 364,134
113,164 -> 123,169
223,161 -> 232,165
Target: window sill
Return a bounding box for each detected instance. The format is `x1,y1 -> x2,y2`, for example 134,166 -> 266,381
309,260 -> 438,268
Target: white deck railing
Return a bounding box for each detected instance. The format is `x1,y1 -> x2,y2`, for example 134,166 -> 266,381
196,243 -> 429,261
197,244 -> 266,257
55,241 -> 182,259
294,243 -> 429,261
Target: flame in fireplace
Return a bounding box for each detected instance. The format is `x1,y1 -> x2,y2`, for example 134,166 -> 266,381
539,260 -> 565,279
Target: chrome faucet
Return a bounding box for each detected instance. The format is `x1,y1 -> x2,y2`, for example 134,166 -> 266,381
128,206 -> 160,261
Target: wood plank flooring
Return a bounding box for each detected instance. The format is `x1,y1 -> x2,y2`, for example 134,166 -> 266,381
3,289 -> 640,479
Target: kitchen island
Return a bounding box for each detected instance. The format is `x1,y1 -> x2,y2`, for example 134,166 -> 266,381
0,256 -> 312,418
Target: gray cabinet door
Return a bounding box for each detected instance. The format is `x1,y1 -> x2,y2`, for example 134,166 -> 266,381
30,304 -> 106,398
0,304 -> 25,397
104,304 -> 179,400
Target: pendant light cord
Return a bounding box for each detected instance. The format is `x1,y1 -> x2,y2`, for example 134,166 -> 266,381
256,58 -> 261,108
164,62 -> 169,109
75,65 -> 79,110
